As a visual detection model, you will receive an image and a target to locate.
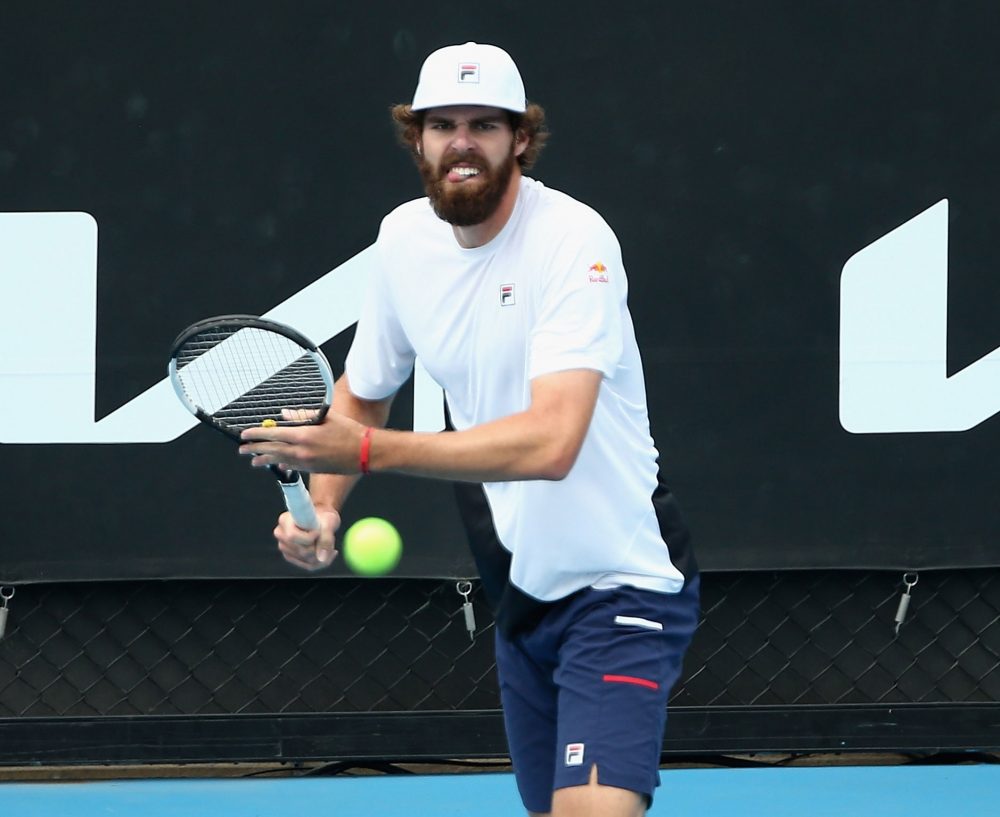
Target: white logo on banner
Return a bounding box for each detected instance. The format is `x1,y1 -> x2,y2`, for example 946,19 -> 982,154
0,212 -> 444,443
840,199 -> 1000,433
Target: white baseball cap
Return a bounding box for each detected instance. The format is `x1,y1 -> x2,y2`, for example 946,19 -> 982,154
411,42 -> 526,113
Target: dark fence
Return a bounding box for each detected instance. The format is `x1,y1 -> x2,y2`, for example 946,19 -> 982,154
2,569 -> 998,766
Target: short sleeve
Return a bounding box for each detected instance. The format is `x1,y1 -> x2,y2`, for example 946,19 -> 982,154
344,223 -> 417,400
528,221 -> 626,380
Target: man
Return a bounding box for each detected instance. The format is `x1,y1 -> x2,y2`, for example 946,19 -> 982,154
241,42 -> 699,817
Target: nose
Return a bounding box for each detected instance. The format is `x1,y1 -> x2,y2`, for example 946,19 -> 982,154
450,124 -> 474,153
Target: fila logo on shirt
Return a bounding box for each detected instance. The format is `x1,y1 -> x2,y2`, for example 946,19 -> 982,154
565,743 -> 585,766
500,283 -> 516,306
458,63 -> 480,82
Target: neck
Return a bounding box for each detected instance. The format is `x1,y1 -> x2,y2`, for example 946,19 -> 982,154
451,166 -> 523,249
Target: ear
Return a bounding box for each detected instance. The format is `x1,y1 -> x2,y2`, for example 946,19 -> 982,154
415,139 -> 423,157
513,130 -> 528,158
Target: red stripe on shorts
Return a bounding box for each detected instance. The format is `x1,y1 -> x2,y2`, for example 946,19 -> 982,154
602,674 -> 659,690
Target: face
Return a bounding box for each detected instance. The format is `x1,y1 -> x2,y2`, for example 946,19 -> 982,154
417,106 -> 526,226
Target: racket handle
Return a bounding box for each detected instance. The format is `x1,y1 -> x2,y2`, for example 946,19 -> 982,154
278,473 -> 320,531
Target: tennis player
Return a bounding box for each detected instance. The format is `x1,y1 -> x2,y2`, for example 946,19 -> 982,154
242,42 -> 700,817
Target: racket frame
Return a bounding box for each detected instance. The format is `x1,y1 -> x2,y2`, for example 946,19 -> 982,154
168,314 -> 335,531
168,314 -> 333,439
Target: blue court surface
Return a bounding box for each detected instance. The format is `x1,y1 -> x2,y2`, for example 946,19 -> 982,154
0,764 -> 996,816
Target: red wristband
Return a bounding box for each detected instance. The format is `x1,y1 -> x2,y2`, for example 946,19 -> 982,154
359,426 -> 374,475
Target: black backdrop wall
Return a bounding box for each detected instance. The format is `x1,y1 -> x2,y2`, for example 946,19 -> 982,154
2,1 -> 1000,583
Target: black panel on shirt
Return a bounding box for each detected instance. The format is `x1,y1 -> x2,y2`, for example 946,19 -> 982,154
452,472 -> 698,637
445,403 -> 697,636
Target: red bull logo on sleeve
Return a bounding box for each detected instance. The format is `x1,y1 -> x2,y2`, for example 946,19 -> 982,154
588,262 -> 609,283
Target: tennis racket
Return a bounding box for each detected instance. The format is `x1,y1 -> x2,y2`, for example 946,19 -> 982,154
168,314 -> 335,530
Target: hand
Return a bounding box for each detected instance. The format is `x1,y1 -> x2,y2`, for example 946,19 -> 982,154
240,412 -> 367,474
275,508 -> 341,571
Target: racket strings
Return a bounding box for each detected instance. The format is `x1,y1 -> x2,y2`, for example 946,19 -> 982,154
212,358 -> 328,429
175,326 -> 328,432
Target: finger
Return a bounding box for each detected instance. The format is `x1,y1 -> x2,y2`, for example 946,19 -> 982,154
281,407 -> 320,422
280,543 -> 336,571
239,440 -> 280,456
241,425 -> 294,442
276,533 -> 322,562
278,544 -> 326,571
314,541 -> 339,565
315,546 -> 337,566
274,511 -> 338,570
274,526 -> 315,550
242,446 -> 293,468
277,537 -> 313,561
315,511 -> 340,565
276,515 -> 336,565
240,443 -> 299,469
274,531 -> 311,558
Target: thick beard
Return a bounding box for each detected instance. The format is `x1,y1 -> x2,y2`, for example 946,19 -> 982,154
419,147 -> 517,227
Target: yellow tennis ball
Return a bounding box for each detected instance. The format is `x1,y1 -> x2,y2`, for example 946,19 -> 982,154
343,517 -> 402,576
261,419 -> 277,427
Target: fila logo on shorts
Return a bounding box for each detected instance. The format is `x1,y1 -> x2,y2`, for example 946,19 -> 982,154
500,283 -> 515,306
458,63 -> 480,82
564,743 -> 585,766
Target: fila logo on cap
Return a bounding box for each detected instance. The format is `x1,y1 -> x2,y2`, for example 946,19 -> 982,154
500,283 -> 515,306
565,743 -> 585,766
411,43 -> 525,113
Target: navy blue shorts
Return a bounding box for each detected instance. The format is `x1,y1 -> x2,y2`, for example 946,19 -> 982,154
495,577 -> 700,813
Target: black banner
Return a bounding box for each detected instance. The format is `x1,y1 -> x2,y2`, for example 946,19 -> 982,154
2,2 -> 999,582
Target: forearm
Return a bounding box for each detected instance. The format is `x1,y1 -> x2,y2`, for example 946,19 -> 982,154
365,370 -> 603,483
242,370 -> 603,486
365,411 -> 572,482
310,374 -> 393,511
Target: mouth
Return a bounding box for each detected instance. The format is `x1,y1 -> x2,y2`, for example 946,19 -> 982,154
445,164 -> 483,183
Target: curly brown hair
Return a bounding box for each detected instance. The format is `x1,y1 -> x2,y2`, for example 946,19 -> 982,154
389,102 -> 549,170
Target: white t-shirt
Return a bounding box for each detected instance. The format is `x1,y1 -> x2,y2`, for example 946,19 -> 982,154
345,177 -> 685,601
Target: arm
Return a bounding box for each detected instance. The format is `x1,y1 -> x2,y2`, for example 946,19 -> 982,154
369,369 -> 602,481
309,372 -> 394,509
241,368 -> 603,483
269,373 -> 394,571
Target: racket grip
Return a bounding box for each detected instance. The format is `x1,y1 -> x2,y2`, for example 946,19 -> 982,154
278,473 -> 320,531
